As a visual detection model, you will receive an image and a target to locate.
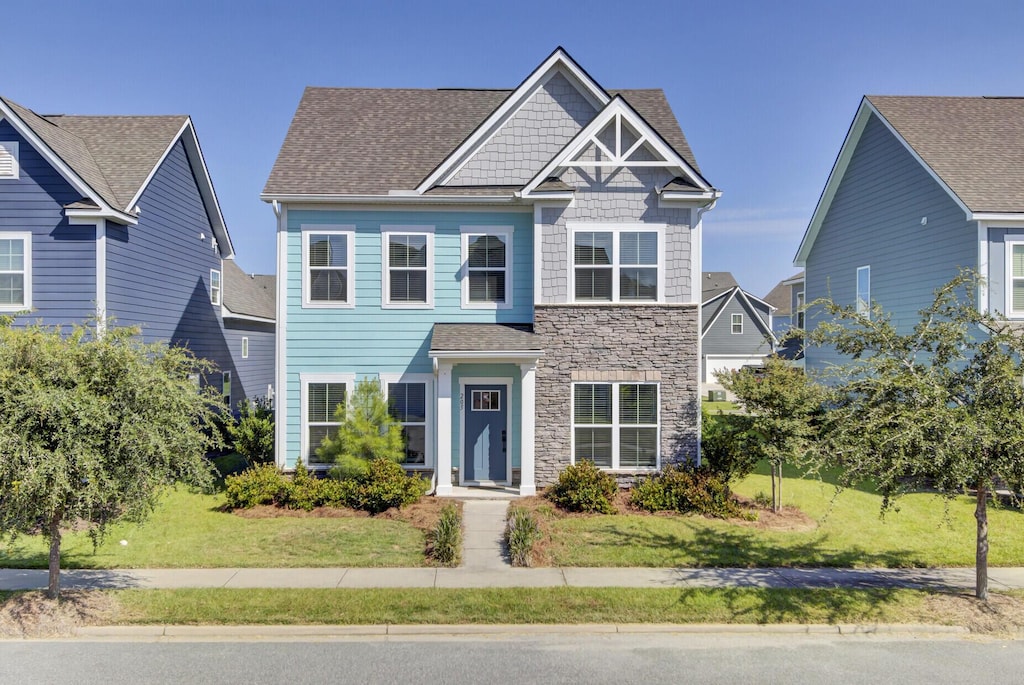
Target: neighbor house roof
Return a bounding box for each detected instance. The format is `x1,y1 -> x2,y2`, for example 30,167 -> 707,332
763,271 -> 804,316
223,260 -> 275,321
701,272 -> 739,302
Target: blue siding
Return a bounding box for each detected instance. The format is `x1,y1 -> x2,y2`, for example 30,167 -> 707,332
804,114 -> 976,371
0,121 -> 96,325
224,319 -> 275,406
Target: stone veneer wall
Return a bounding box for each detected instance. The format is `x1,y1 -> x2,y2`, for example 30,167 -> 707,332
533,304 -> 700,486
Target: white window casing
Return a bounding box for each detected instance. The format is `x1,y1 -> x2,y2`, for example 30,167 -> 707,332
381,225 -> 434,308
0,142 -> 19,179
856,265 -> 870,318
1008,242 -> 1024,317
300,373 -> 355,465
731,313 -> 743,334
796,291 -> 805,329
222,370 -> 232,410
460,226 -> 513,309
241,336 -> 249,359
381,373 -> 434,468
0,232 -> 31,311
568,223 -> 666,304
302,226 -> 355,308
571,382 -> 660,470
210,269 -> 222,306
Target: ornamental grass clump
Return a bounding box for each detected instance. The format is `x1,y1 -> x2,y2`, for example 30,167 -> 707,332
505,506 -> 542,567
429,504 -> 462,566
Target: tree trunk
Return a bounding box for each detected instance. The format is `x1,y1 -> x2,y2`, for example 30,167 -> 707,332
771,463 -> 778,512
773,462 -> 783,514
46,511 -> 63,600
975,484 -> 989,601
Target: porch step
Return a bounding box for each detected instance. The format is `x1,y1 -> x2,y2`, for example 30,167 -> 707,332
458,500 -> 511,569
442,486 -> 522,500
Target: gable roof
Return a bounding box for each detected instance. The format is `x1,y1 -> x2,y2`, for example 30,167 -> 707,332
701,272 -> 739,302
701,286 -> 776,343
0,96 -> 232,257
795,96 -> 1024,266
763,271 -> 804,315
223,259 -> 275,322
262,48 -> 705,199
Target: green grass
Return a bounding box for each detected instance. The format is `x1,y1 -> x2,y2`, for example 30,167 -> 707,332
542,463 -> 1024,568
0,486 -> 427,569
111,587 -> 935,626
703,401 -> 738,413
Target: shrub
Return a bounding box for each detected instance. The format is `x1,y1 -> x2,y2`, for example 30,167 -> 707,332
546,460 -> 617,514
700,409 -> 759,483
429,504 -> 462,566
224,464 -> 290,509
630,464 -> 747,519
284,461 -> 347,511
228,397 -> 275,466
506,506 -> 542,567
332,458 -> 428,514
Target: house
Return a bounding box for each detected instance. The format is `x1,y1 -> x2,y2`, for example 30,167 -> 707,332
794,96 -> 1024,372
763,271 -> 804,361
0,96 -> 274,410
262,47 -> 719,494
700,272 -> 776,383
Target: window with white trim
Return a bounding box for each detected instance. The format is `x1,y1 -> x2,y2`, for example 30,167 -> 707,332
0,233 -> 30,310
241,337 -> 249,359
796,291 -> 805,329
0,142 -> 19,179
305,381 -> 347,464
856,265 -> 870,317
303,228 -> 354,306
210,269 -> 221,306
222,371 -> 232,410
573,383 -> 659,470
383,227 -> 433,307
387,382 -> 427,466
571,225 -> 661,302
461,227 -> 512,307
731,313 -> 743,334
1009,244 -> 1024,316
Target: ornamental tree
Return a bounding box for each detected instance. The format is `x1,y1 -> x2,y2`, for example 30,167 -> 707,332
807,272 -> 1024,600
316,378 -> 404,479
0,321 -> 222,599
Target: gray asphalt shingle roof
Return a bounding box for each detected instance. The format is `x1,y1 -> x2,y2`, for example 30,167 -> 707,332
429,324 -> 541,353
223,260 -> 276,321
701,272 -> 739,302
868,96 -> 1024,213
763,271 -> 804,315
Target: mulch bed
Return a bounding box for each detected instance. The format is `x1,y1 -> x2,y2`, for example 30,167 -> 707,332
229,497 -> 460,534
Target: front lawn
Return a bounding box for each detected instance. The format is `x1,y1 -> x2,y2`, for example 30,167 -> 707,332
538,463 -> 1024,568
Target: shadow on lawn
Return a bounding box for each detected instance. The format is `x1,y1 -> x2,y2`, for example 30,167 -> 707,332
673,584 -> 905,625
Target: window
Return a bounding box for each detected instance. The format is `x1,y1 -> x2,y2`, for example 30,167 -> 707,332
856,266 -> 870,317
731,313 -> 743,334
210,269 -> 221,306
304,380 -> 347,463
303,227 -> 354,306
222,371 -> 231,409
461,227 -> 512,307
383,227 -> 433,307
573,383 -> 659,470
387,382 -> 427,466
570,225 -> 662,303
241,337 -> 249,359
1010,244 -> 1024,315
796,291 -> 805,329
0,142 -> 19,179
0,233 -> 30,310
471,390 -> 500,411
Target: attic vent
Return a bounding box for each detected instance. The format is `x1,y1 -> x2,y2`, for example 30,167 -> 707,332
0,141 -> 19,179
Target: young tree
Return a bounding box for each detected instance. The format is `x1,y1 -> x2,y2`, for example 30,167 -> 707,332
316,378 -> 404,479
808,272 -> 1024,600
0,322 -> 222,599
228,396 -> 275,466
716,356 -> 826,512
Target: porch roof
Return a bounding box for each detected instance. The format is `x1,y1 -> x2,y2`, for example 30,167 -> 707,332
428,323 -> 543,358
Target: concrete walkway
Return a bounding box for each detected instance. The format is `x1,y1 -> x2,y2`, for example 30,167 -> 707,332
3,566 -> 1024,592
460,499 -> 511,569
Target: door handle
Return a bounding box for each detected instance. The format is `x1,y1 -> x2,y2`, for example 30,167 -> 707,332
502,429 -> 507,453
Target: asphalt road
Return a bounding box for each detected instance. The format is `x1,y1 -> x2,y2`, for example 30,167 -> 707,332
1,633 -> 1022,685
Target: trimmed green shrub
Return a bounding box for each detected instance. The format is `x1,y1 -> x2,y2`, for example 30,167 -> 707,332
630,464 -> 748,519
700,408 -> 760,484
546,460 -> 617,514
506,506 -> 542,567
228,397 -> 275,466
332,458 -> 428,514
429,504 -> 462,566
285,461 -> 347,511
224,464 -> 290,509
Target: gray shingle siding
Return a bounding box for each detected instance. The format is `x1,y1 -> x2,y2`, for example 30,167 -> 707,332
804,113 -> 977,372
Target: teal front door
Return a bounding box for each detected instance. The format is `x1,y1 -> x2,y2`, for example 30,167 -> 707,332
464,385 -> 508,483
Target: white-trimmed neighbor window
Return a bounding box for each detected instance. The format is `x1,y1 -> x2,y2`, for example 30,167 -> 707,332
570,224 -> 663,302
0,233 -> 30,310
303,227 -> 355,307
1009,244 -> 1024,316
573,383 -> 659,470
731,313 -> 743,334
856,265 -> 871,317
0,142 -> 19,179
303,377 -> 350,464
241,337 -> 249,359
461,226 -> 512,308
210,269 -> 221,306
796,291 -> 805,329
383,226 -> 433,307
222,371 -> 231,409
386,381 -> 428,466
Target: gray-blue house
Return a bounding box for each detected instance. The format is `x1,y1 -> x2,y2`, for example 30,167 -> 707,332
795,96 -> 1024,372
701,272 -> 776,383
763,271 -> 803,362
0,96 -> 274,410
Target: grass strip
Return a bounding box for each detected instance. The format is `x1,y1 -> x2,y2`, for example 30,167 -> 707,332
112,587 -> 934,626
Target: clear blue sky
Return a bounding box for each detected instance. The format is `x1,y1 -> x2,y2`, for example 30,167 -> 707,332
4,0 -> 1023,297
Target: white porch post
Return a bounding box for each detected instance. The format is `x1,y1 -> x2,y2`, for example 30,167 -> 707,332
519,362 -> 537,496
435,361 -> 454,495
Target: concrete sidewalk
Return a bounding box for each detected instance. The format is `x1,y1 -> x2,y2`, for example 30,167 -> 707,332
3,566 -> 1024,592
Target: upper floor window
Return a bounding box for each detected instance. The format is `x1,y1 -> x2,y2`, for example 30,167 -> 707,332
0,142 -> 19,179
222,371 -> 232,410
302,227 -> 355,307
731,313 -> 743,334
461,226 -> 512,308
1010,244 -> 1024,316
856,265 -> 870,318
241,336 -> 249,359
796,291 -> 805,329
0,233 -> 31,310
570,224 -> 662,303
210,269 -> 221,306
383,227 -> 433,308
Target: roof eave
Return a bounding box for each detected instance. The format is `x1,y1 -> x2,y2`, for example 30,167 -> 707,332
260,192 -> 525,205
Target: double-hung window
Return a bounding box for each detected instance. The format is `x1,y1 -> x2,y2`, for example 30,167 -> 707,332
573,383 -> 659,470
796,291 -> 805,329
383,227 -> 433,307
856,265 -> 870,317
461,227 -> 512,308
0,233 -> 30,310
731,313 -> 743,334
1009,244 -> 1024,316
303,378 -> 350,464
210,269 -> 221,306
303,227 -> 354,306
387,381 -> 428,466
571,225 -> 662,302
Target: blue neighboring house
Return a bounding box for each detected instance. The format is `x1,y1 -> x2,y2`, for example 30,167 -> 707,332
0,96 -> 274,411
763,271 -> 804,362
700,272 -> 776,383
795,96 -> 1024,372
263,47 -> 720,494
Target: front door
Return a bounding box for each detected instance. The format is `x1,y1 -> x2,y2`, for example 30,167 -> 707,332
464,385 -> 507,483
